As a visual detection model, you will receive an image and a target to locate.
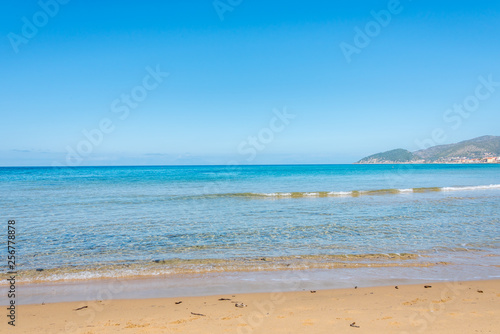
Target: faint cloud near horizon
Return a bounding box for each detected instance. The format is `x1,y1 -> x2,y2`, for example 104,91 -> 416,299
11,149 -> 32,153
10,149 -> 55,154
0,150 -> 361,167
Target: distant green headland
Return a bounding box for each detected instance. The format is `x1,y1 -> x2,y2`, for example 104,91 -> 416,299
357,135 -> 500,164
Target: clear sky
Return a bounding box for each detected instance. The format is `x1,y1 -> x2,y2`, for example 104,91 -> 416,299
1,0 -> 499,166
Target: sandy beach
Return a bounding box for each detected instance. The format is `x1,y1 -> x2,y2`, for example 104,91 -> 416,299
4,279 -> 499,333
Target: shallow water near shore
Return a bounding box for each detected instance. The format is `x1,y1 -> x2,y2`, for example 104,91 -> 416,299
10,256 -> 500,305
1,164 -> 499,292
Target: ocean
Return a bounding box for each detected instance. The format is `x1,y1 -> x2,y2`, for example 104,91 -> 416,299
1,164 -> 499,285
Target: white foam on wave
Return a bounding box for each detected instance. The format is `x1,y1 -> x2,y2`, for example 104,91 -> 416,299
259,192 -> 292,197
17,267 -> 174,284
328,191 -> 352,196
441,184 -> 500,192
253,184 -> 500,198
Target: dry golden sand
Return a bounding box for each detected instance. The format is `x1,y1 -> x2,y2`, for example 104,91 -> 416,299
4,280 -> 499,333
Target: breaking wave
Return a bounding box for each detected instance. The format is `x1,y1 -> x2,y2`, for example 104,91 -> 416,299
203,184 -> 500,199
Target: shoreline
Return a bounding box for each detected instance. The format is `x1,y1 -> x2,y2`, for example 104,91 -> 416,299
4,279 -> 499,333
4,249 -> 499,304
4,252 -> 439,285
5,258 -> 499,306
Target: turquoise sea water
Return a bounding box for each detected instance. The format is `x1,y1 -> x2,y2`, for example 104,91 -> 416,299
1,164 -> 499,283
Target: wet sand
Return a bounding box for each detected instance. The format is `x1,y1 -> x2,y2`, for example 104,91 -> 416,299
3,279 -> 499,333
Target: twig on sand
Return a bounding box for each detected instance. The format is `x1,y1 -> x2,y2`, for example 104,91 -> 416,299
191,312 -> 206,316
74,306 -> 88,311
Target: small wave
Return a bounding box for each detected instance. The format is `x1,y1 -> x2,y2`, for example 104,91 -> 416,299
258,192 -> 293,197
441,184 -> 500,191
6,253 -> 430,284
328,191 -> 352,196
208,184 -> 500,199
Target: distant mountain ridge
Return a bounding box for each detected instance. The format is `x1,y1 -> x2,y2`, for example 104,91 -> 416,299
357,135 -> 500,164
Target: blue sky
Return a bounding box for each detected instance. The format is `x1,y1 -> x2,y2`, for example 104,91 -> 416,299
1,0 -> 499,166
